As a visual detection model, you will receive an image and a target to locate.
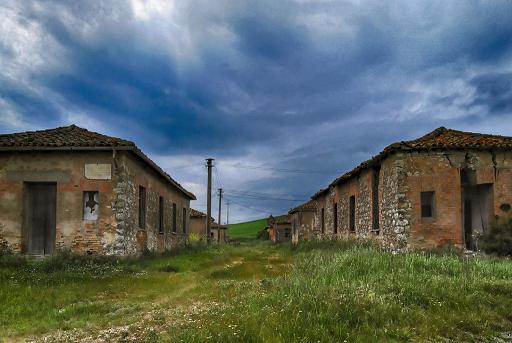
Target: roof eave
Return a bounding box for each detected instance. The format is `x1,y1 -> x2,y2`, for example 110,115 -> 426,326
0,145 -> 197,200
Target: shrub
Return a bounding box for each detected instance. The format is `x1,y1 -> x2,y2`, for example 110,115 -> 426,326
188,232 -> 202,242
479,217 -> 512,256
256,229 -> 269,240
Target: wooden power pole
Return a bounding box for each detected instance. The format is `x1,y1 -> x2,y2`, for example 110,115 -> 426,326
217,188 -> 223,242
206,158 -> 214,243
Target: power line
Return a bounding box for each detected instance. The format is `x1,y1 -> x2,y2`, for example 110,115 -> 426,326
224,193 -> 307,202
223,196 -> 275,215
168,162 -> 205,170
217,161 -> 332,174
223,188 -> 308,198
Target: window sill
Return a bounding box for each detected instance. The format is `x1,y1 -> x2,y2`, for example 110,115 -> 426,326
421,217 -> 436,224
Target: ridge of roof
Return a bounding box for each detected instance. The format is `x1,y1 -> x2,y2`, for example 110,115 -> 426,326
289,199 -> 317,214
312,127 -> 512,199
190,208 -> 207,217
0,125 -> 195,200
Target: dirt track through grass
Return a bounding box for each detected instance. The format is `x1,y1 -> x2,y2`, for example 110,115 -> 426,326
1,241 -> 512,342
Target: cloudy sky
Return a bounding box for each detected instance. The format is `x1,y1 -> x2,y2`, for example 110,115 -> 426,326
1,0 -> 512,223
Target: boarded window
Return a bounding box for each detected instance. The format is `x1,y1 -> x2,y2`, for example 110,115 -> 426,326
349,196 -> 356,232
333,202 -> 338,234
172,203 -> 177,233
138,186 -> 146,229
182,207 -> 187,233
159,196 -> 164,234
321,208 -> 325,233
421,191 -> 435,218
83,191 -> 99,220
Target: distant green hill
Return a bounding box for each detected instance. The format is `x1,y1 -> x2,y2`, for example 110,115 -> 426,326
228,215 -> 286,240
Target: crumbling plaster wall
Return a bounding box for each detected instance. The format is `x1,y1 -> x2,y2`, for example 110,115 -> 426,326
0,150 -> 191,255
0,151 -> 119,254
291,210 -> 315,242
403,150 -> 512,249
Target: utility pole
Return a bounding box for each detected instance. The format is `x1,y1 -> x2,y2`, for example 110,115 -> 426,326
206,158 -> 214,243
226,200 -> 230,225
217,188 -> 223,243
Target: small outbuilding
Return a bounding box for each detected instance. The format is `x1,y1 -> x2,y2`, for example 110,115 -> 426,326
266,215 -> 292,243
0,125 -> 195,255
289,200 -> 317,244
211,222 -> 228,243
189,208 -> 211,239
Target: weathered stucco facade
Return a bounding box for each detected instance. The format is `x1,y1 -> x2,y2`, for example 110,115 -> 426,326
312,127 -> 512,250
0,125 -> 195,255
189,209 -> 208,239
289,200 -> 316,244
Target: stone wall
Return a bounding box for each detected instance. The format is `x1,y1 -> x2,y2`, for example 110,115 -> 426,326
113,151 -> 190,254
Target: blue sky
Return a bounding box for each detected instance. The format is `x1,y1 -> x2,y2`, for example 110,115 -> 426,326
1,0 -> 512,223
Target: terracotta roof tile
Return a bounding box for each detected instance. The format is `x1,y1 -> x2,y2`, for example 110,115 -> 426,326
289,199 -> 317,213
190,208 -> 207,218
0,124 -> 134,148
313,127 -> 512,198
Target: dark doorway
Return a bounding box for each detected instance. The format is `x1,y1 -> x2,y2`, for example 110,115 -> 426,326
464,200 -> 472,250
349,195 -> 356,232
24,182 -> 57,255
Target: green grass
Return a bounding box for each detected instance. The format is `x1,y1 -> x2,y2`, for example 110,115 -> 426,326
227,215 -> 286,239
1,240 -> 512,342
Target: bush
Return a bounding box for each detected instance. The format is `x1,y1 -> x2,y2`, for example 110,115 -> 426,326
256,229 -> 269,240
188,232 -> 202,242
479,217 -> 512,256
0,253 -> 28,268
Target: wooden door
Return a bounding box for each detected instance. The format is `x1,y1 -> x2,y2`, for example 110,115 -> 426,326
25,183 -> 57,255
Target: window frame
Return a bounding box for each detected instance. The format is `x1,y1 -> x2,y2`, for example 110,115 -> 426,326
158,196 -> 164,234
420,191 -> 436,221
83,191 -> 99,221
182,207 -> 187,234
138,186 -> 146,229
349,195 -> 356,232
172,203 -> 177,233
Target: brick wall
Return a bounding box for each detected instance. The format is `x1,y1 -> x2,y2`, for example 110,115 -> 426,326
312,149 -> 512,251
0,150 -> 191,255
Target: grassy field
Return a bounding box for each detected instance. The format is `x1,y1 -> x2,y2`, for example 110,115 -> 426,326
227,215 -> 286,239
1,241 -> 512,342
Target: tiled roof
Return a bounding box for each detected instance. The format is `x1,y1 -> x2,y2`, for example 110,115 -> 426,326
0,125 -> 195,200
289,199 -> 317,214
211,223 -> 227,229
190,208 -> 207,218
0,125 -> 134,148
313,127 -> 512,198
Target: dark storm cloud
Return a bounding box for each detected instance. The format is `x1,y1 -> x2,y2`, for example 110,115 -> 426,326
2,0 -> 512,221
469,72 -> 512,115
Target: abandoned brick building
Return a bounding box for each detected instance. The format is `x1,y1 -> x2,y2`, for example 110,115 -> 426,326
312,127 -> 512,250
0,125 -> 195,255
189,208 -> 227,243
266,215 -> 292,243
189,208 -> 210,238
289,200 -> 316,244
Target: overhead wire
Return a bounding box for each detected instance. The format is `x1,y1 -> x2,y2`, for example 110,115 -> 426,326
216,161 -> 332,174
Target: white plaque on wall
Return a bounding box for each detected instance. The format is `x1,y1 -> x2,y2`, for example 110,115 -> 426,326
85,164 -> 112,180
